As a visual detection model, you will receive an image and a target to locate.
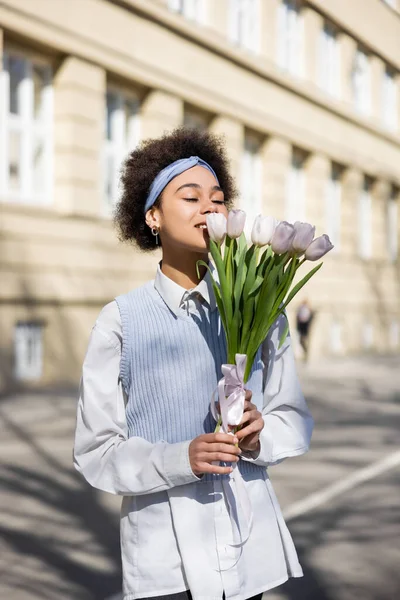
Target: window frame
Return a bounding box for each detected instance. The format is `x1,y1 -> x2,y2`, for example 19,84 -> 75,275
183,105 -> 211,130
102,83 -> 141,214
285,148 -> 307,223
168,0 -> 207,24
387,185 -> 398,262
277,0 -> 304,77
14,320 -> 44,381
358,176 -> 373,259
382,67 -> 398,131
228,0 -> 261,53
325,163 -> 342,253
351,47 -> 371,116
317,21 -> 341,98
0,46 -> 53,206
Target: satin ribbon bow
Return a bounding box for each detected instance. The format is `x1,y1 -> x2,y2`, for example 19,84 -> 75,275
216,353 -> 247,433
210,353 -> 254,563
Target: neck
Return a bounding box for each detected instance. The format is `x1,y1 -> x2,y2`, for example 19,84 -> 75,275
161,248 -> 209,290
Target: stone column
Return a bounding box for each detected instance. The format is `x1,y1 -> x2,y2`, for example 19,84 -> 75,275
303,6 -> 323,84
370,55 -> 385,123
262,136 -> 291,219
53,56 -> 105,216
140,89 -> 183,140
261,0 -> 278,64
339,33 -> 357,107
209,115 -> 243,188
209,0 -> 228,37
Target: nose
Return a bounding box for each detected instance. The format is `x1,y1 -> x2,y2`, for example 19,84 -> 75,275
201,198 -> 218,215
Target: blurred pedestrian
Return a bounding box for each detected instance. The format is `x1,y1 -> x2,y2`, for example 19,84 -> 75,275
296,299 -> 314,361
73,128 -> 313,600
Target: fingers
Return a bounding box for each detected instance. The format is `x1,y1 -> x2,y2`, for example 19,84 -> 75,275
201,432 -> 239,445
206,443 -> 241,457
243,399 -> 257,412
239,405 -> 262,426
195,463 -> 235,475
245,389 -> 253,401
236,417 -> 264,440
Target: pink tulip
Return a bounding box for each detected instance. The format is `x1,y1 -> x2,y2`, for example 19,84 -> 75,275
291,222 -> 316,254
305,234 -> 334,261
271,221 -> 295,254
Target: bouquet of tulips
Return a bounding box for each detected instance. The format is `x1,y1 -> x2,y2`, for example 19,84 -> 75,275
197,210 -> 333,434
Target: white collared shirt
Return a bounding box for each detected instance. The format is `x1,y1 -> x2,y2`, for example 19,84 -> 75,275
74,265 -> 314,600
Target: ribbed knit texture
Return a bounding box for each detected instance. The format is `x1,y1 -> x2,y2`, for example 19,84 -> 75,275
116,281 -> 265,479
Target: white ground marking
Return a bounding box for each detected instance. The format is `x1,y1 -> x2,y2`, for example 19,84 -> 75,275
283,449 -> 400,522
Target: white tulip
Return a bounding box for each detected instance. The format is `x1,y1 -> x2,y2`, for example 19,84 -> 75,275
206,213 -> 227,244
227,209 -> 246,239
251,215 -> 278,247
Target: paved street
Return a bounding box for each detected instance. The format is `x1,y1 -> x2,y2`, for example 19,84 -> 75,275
0,355 -> 399,600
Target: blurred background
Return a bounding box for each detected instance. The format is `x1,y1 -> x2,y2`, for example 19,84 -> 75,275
0,0 -> 399,599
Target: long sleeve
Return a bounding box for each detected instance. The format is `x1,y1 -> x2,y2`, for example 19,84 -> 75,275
73,303 -> 199,496
242,314 -> 314,467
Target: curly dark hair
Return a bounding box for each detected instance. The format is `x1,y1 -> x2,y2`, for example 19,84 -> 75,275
114,127 -> 237,251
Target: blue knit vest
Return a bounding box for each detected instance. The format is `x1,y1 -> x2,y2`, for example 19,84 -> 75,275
116,281 -> 266,479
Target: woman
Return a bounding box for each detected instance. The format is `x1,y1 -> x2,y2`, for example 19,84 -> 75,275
74,127 -> 314,600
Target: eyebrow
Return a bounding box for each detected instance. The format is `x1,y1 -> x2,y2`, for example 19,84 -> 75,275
175,183 -> 223,193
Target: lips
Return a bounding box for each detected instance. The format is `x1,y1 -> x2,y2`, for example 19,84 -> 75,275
195,224 -> 208,230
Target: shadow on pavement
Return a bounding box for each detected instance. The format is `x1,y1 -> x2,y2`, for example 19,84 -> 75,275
0,398 -> 122,600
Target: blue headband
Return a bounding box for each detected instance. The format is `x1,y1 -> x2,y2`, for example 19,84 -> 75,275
144,156 -> 219,214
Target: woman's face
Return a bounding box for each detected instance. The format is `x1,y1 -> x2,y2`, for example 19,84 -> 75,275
147,166 -> 228,254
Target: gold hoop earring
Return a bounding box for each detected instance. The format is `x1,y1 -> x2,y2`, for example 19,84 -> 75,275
151,226 -> 159,246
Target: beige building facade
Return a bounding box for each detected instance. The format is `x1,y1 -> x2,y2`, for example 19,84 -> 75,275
0,0 -> 399,391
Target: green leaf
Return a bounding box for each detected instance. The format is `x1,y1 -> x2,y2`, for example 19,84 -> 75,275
278,315 -> 290,349
196,259 -> 228,337
209,239 -> 233,327
281,262 -> 323,310
248,275 -> 264,297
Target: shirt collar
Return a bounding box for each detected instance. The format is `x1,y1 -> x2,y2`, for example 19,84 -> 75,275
154,262 -> 217,316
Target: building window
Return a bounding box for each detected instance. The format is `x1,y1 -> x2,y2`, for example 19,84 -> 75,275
362,321 -> 373,349
0,50 -> 52,204
228,0 -> 260,53
183,105 -> 211,130
103,87 -> 140,210
382,67 -> 398,131
14,321 -> 43,381
387,185 -> 398,262
351,48 -> 371,115
285,148 -> 307,223
277,0 -> 304,76
317,22 -> 340,98
168,0 -> 207,24
241,132 -> 263,231
326,163 -> 342,252
331,320 -> 343,354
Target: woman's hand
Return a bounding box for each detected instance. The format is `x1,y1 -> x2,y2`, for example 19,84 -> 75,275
235,390 -> 264,453
189,433 -> 241,476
